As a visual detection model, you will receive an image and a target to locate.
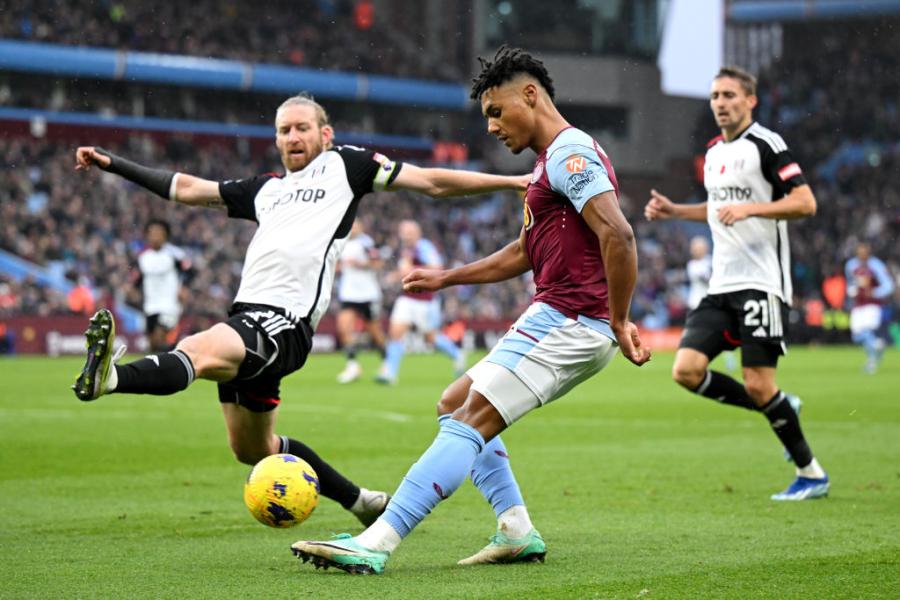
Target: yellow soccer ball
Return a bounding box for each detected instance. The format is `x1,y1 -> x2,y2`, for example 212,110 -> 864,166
243,454 -> 319,528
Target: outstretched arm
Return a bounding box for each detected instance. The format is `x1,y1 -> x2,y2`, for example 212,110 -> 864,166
403,228 -> 531,293
583,190 -> 651,366
644,189 -> 707,222
75,146 -> 224,209
717,184 -> 816,225
389,163 -> 529,198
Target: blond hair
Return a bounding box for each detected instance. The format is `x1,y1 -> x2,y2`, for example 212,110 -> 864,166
276,93 -> 331,128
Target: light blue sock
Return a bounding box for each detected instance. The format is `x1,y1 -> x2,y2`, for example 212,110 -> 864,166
433,333 -> 461,361
437,414 -> 524,517
855,330 -> 878,360
384,340 -> 405,377
470,433 -> 525,516
383,419 -> 484,538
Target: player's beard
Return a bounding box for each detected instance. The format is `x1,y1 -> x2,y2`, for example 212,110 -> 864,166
284,137 -> 325,172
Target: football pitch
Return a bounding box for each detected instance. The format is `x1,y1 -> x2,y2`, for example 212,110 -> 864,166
1,347 -> 898,599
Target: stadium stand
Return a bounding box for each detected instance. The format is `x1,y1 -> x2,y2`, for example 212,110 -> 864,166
1,12 -> 897,350
0,0 -> 465,81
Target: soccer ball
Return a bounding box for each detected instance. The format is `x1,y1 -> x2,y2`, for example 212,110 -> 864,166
243,454 -> 319,528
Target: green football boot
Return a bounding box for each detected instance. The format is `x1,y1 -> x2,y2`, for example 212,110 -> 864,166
457,528 -> 546,565
72,309 -> 122,401
291,534 -> 390,575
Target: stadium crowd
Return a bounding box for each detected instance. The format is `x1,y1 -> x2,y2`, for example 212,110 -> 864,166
0,0 -> 464,81
1,19 -> 897,341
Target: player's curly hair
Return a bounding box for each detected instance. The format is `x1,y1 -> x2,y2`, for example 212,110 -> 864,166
470,45 -> 555,101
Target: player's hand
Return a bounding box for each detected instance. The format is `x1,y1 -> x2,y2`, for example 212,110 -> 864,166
75,147 -> 111,171
402,269 -> 447,293
716,204 -> 752,226
644,189 -> 676,221
611,321 -> 652,366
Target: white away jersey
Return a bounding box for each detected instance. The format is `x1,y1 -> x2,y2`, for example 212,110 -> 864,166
703,122 -> 807,304
138,243 -> 187,316
337,232 -> 382,303
219,146 -> 401,328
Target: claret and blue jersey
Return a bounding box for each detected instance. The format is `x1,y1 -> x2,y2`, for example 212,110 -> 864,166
524,126 -> 619,321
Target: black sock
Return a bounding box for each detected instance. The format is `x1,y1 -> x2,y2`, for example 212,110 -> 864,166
376,344 -> 386,359
761,391 -> 813,468
114,350 -> 195,395
280,436 -> 360,509
345,346 -> 357,360
692,370 -> 756,410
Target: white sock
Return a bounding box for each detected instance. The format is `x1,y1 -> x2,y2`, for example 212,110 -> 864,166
105,365 -> 118,393
355,517 -> 402,553
349,487 -> 371,514
497,505 -> 533,539
796,457 -> 826,479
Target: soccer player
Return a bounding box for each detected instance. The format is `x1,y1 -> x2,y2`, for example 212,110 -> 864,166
845,242 -> 894,374
290,46 -> 650,574
71,93 -> 527,526
375,219 -> 465,384
335,218 -> 386,384
136,219 -> 190,352
644,66 -> 829,501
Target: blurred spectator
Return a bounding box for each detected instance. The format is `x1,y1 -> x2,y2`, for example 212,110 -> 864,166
0,0 -> 464,81
66,274 -> 96,316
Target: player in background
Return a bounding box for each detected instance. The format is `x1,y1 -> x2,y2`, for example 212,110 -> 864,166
375,219 -> 465,384
335,219 -> 387,383
845,242 -> 894,374
686,236 -> 712,310
686,236 -> 736,372
71,93 -> 527,526
645,66 -> 828,501
291,46 -> 649,575
136,219 -> 190,352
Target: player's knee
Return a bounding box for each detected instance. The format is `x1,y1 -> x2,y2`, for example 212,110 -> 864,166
672,363 -> 703,389
437,384 -> 464,416
176,331 -> 238,379
742,379 -> 771,404
229,440 -> 270,466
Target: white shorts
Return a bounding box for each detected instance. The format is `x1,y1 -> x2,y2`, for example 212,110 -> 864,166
468,302 -> 618,425
850,304 -> 883,336
389,295 -> 440,333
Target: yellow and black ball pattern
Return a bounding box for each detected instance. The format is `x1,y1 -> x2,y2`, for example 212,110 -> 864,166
243,454 -> 319,528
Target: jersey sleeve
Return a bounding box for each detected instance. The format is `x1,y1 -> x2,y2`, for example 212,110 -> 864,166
759,140 -> 807,198
870,257 -> 896,298
335,146 -> 403,198
546,144 -> 615,213
416,239 -> 443,267
218,174 -> 278,221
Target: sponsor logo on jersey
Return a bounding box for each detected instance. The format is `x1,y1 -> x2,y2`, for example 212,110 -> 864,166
531,160 -> 544,183
752,326 -> 767,338
707,186 -> 752,202
568,169 -> 596,195
565,155 -> 586,173
257,187 -> 327,215
778,162 -> 802,181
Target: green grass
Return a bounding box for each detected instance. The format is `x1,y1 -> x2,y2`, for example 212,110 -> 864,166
1,347 -> 898,599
